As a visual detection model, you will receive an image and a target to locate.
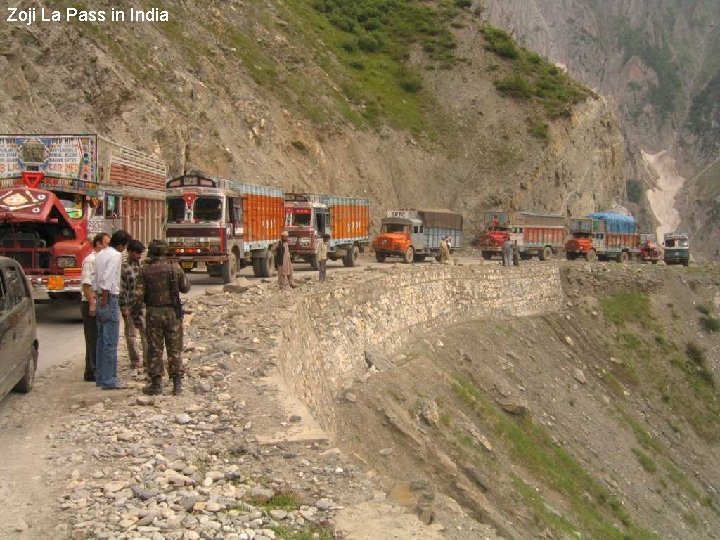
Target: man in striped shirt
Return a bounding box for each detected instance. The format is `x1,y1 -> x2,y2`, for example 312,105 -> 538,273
120,239 -> 146,370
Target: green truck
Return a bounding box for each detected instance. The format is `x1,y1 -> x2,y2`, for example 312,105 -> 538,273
663,233 -> 690,266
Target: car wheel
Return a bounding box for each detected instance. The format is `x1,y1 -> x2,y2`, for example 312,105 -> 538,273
14,350 -> 37,394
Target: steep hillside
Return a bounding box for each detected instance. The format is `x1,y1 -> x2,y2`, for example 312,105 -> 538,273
0,0 -> 625,233
480,0 -> 720,259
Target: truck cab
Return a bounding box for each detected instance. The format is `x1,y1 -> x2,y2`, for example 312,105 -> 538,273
285,198 -> 330,269
565,218 -> 601,261
663,233 -> 690,266
372,217 -> 425,263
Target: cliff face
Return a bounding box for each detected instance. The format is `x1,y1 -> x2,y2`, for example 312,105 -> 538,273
481,0 -> 720,258
0,1 -> 625,235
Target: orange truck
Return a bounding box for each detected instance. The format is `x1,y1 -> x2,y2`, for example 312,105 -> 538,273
372,209 -> 463,263
477,211 -> 565,261
165,172 -> 285,282
284,193 -> 370,268
564,212 -> 640,262
0,134 -> 166,300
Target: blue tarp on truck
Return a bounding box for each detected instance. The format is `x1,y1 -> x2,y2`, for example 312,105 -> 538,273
587,212 -> 637,234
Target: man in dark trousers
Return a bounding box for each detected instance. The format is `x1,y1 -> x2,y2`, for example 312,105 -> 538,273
80,232 -> 109,381
135,240 -> 191,396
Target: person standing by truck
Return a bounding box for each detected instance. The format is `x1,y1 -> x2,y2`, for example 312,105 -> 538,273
512,240 -> 520,266
439,236 -> 450,263
317,234 -> 330,282
275,231 -> 296,290
136,240 -> 191,396
80,232 -> 109,382
502,238 -> 513,266
120,239 -> 146,370
93,229 -> 131,390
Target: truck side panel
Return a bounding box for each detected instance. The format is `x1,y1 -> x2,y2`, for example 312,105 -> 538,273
98,137 -> 166,192
121,197 -> 164,246
242,183 -> 284,251
605,233 -> 640,251
523,226 -> 565,248
425,227 -> 462,250
326,196 -> 370,245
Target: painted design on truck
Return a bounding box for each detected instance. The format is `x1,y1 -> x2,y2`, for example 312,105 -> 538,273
0,135 -> 166,300
165,172 -> 284,283
284,193 -> 370,269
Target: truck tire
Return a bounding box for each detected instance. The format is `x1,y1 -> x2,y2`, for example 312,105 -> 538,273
261,251 -> 276,277
617,251 -> 629,263
222,252 -> 238,284
566,253 -> 577,261
343,246 -> 359,267
308,254 -> 319,271
585,250 -> 597,262
207,264 -> 222,277
481,251 -> 492,260
402,246 -> 414,264
375,252 -> 386,263
539,246 -> 553,261
682,260 -> 689,267
252,257 -> 263,277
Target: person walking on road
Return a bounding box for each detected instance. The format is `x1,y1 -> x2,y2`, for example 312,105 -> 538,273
502,238 -> 513,267
135,240 -> 191,396
93,229 -> 131,390
275,231 -> 296,290
120,239 -> 146,370
439,236 -> 451,264
317,234 -> 330,282
512,240 -> 520,267
80,232 -> 109,382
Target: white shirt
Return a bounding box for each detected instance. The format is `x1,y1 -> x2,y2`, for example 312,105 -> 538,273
80,251 -> 97,302
93,246 -> 122,295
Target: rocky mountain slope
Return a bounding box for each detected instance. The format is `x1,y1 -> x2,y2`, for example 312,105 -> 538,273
0,0 -> 626,234
480,0 -> 720,259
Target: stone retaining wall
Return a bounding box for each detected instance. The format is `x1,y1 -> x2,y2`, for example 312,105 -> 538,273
275,264 -> 564,435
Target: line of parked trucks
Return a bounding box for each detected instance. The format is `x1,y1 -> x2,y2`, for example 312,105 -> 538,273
0,134 -> 690,303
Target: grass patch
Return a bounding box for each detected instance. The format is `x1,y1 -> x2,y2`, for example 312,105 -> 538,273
253,491 -> 302,511
685,342 -> 714,387
631,448 -> 657,473
271,524 -> 334,540
599,292 -> 653,328
481,24 -> 590,118
453,375 -> 656,539
700,315 -> 720,333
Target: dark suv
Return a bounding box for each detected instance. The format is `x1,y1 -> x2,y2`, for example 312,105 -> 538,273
0,257 -> 38,400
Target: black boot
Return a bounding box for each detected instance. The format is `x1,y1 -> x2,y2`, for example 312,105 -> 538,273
172,377 -> 183,396
142,376 -> 162,395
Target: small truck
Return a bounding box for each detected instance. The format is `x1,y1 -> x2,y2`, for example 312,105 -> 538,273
284,193 -> 370,268
663,233 -> 690,266
565,211 -> 640,262
477,211 -> 565,261
372,209 -> 463,263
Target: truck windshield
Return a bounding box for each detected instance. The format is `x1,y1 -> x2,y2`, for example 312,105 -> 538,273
381,223 -> 408,233
167,198 -> 186,222
665,238 -> 688,248
57,192 -> 84,219
289,212 -> 312,227
194,197 -> 223,222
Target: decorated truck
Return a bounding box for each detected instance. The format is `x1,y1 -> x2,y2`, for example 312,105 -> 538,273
0,134 -> 166,300
372,209 -> 463,263
284,193 -> 370,268
663,233 -> 690,266
165,173 -> 284,282
565,211 -> 640,262
477,211 -> 565,261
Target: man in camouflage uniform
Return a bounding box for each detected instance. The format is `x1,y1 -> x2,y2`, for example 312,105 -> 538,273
135,240 -> 191,395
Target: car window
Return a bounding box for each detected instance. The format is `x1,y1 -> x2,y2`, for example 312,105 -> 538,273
2,265 -> 28,309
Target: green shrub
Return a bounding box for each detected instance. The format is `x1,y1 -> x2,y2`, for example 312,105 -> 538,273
455,0 -> 473,7
700,316 -> 720,333
696,304 -> 712,316
496,74 -> 532,98
481,25 -> 519,59
399,73 -> 423,93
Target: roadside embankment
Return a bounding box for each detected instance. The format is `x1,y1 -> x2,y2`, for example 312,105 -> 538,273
275,263 -> 563,435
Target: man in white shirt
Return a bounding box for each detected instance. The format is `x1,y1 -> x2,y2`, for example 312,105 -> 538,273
81,232 -> 109,382
93,229 -> 131,389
